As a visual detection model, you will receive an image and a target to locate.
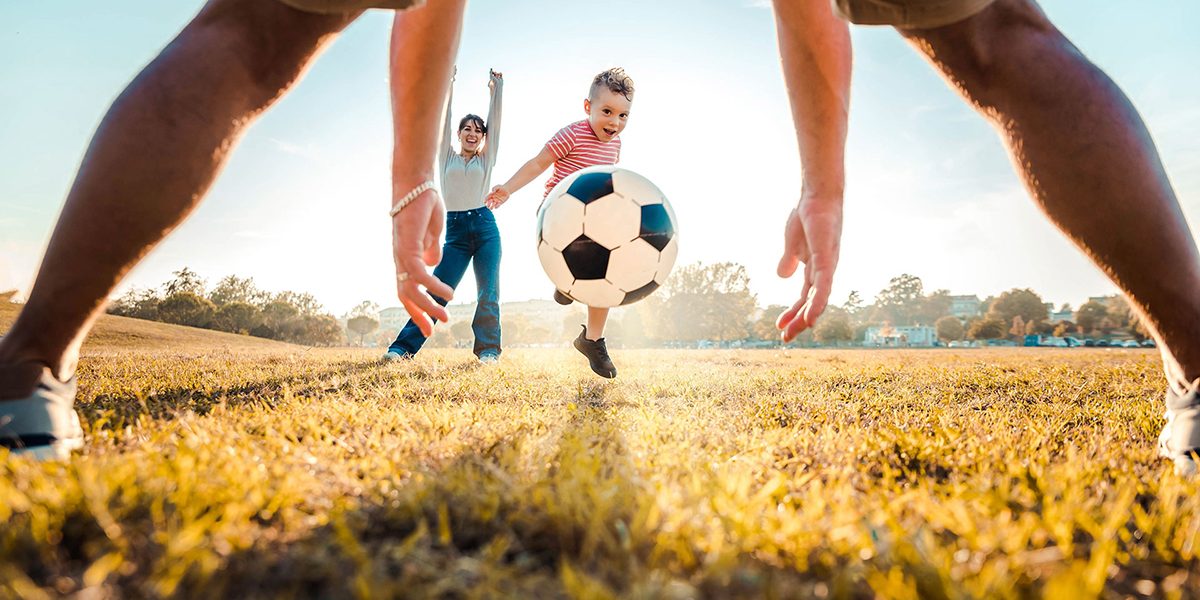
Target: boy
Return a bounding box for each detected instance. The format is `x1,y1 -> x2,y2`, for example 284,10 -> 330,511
485,67 -> 633,379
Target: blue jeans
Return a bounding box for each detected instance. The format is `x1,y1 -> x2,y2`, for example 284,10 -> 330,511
389,208 -> 502,357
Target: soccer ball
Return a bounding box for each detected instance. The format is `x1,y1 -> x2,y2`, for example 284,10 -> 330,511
536,166 -> 678,307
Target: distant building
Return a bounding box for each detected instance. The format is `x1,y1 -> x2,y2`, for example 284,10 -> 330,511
949,295 -> 981,319
379,306 -> 410,331
865,325 -> 938,347
1048,308 -> 1074,324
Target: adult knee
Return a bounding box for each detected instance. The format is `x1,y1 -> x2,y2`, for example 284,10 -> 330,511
903,0 -> 1061,108
187,0 -> 351,108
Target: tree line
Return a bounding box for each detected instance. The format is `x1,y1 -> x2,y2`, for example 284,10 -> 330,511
106,265 -> 1147,349
107,268 -> 343,346
354,267 -> 1147,349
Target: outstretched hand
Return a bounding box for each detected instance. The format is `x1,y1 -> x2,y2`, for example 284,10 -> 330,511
392,190 -> 454,336
485,185 -> 510,210
488,69 -> 503,89
775,196 -> 843,342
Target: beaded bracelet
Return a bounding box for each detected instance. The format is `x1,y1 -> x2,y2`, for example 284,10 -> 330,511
390,180 -> 436,217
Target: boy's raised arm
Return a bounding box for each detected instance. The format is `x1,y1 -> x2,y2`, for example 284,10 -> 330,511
771,0 -> 851,342
485,146 -> 555,209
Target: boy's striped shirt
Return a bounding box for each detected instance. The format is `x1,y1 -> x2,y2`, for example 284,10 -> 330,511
543,120 -> 622,197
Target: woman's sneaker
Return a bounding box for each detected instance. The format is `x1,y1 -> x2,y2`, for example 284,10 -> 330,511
573,325 -> 616,379
553,290 -> 573,306
0,364 -> 84,461
1159,382 -> 1200,475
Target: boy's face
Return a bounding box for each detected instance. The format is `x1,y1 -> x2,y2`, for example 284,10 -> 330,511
583,87 -> 632,142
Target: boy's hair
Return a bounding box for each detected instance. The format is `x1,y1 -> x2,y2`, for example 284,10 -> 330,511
589,67 -> 635,102
458,114 -> 486,135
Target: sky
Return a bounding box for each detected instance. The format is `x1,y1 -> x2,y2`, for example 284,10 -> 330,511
2,1 -> 1199,317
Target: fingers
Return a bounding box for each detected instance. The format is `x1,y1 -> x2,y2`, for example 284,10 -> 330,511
777,208 -> 806,278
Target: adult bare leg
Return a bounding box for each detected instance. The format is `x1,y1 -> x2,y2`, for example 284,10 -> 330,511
0,0 -> 359,383
901,0 -> 1200,390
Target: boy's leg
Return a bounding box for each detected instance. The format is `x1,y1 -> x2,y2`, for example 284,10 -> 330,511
585,307 -> 609,341
388,225 -> 472,355
470,214 -> 503,358
575,307 -> 616,378
0,0 -> 360,383
899,0 -> 1200,467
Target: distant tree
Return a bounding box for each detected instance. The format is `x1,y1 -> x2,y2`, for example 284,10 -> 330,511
347,315 -> 379,346
1053,322 -> 1072,337
211,301 -> 261,334
872,274 -> 924,326
661,262 -> 757,342
968,317 -> 1006,341
278,291 -> 326,317
753,305 -> 788,341
915,289 -> 952,326
1009,315 -> 1026,340
842,290 -> 865,321
262,300 -> 300,333
208,275 -> 267,307
935,315 -> 965,342
108,288 -> 161,320
1074,300 -> 1109,334
813,308 -> 853,345
295,315 -> 343,346
163,267 -> 206,297
1105,295 -> 1150,339
157,292 -> 216,328
988,288 -> 1048,325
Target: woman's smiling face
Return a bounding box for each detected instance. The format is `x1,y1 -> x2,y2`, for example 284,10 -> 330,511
458,118 -> 485,154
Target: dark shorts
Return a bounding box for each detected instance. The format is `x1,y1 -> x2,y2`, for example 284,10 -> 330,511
276,0 -> 421,14
831,0 -> 997,28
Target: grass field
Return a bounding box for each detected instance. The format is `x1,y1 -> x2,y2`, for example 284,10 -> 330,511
2,301 -> 1198,599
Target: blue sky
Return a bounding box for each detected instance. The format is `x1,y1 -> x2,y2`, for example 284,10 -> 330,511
2,1 -> 1199,316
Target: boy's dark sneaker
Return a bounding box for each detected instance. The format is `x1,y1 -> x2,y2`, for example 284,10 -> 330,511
573,325 -> 616,379
553,290 -> 574,305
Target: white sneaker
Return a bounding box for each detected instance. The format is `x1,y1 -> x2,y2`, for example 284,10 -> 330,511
1159,381 -> 1200,475
479,353 -> 500,365
380,350 -> 413,363
1,365 -> 84,461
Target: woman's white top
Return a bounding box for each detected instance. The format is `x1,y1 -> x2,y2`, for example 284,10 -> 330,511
440,77 -> 502,212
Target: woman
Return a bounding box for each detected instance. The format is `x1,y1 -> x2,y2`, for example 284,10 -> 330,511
385,69 -> 504,362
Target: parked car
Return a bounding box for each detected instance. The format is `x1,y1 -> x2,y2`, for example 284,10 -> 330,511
1064,337 -> 1083,347
1141,339 -> 1157,348
1122,339 -> 1142,348
1083,339 -> 1096,347
1096,339 -> 1111,347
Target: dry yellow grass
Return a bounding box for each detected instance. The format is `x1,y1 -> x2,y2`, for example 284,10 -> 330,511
2,301 -> 1198,598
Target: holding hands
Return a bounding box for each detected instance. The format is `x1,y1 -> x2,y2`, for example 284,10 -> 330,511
485,185 -> 510,209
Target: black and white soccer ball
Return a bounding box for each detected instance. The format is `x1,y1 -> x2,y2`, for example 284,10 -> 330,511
536,166 -> 678,307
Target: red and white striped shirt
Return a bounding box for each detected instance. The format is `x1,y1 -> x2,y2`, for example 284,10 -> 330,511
543,120 -> 622,198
